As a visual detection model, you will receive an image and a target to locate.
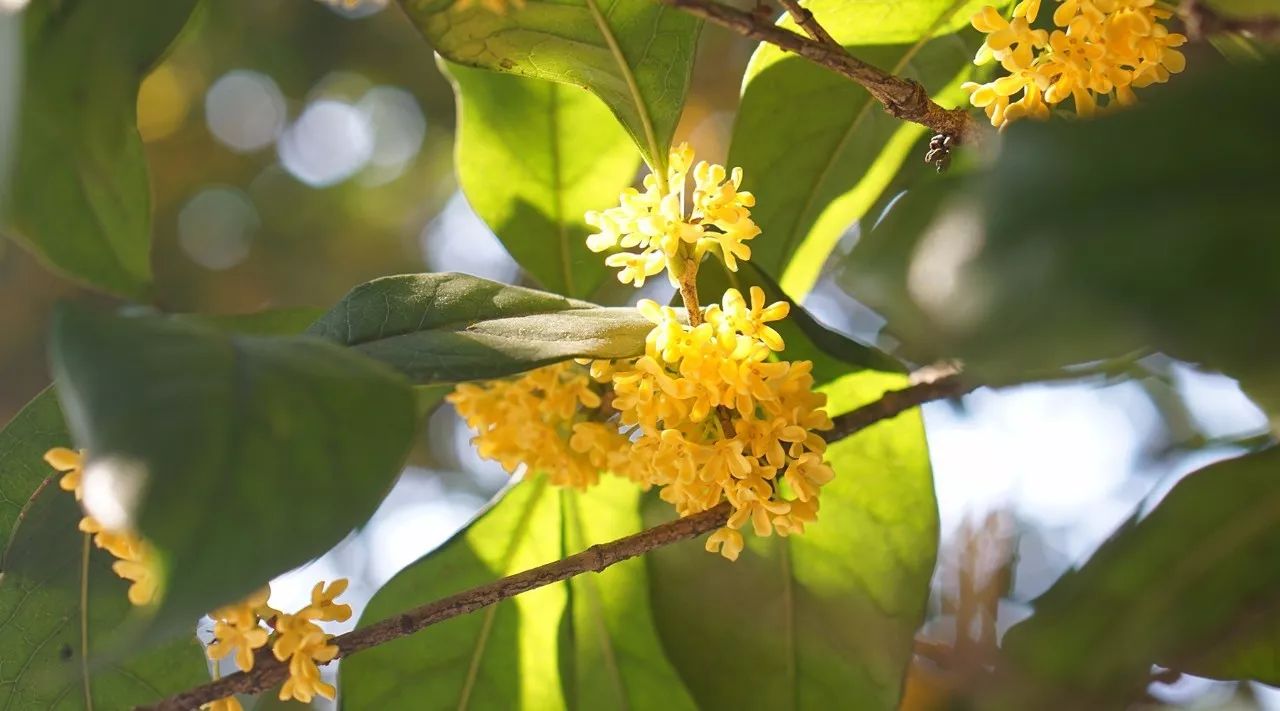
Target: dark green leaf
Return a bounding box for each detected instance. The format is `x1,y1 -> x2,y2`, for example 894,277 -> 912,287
696,260 -> 905,383
341,475 -> 696,710
0,0 -> 201,298
398,0 -> 699,169
1000,448 -> 1280,700
647,370 -> 936,710
49,305 -> 417,631
729,0 -> 989,295
444,61 -> 640,298
0,389 -> 209,708
843,59 -> 1280,398
307,273 -> 654,385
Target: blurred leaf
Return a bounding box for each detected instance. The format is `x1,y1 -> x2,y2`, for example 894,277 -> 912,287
0,389 -> 208,708
443,61 -> 640,299
189,307 -> 327,336
730,0 -> 990,296
1000,448 -> 1280,700
307,273 -> 654,385
647,370 -> 936,710
48,305 -> 417,633
1201,0 -> 1280,19
0,0 -> 200,298
697,261 -> 905,384
399,0 -> 698,170
342,475 -> 695,710
843,59 -> 1280,401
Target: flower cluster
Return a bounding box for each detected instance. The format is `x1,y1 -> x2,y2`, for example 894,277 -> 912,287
45,447 -> 160,606
202,579 -> 351,709
450,145 -> 836,561
451,361 -> 608,490
585,143 -> 760,287
963,0 -> 1187,127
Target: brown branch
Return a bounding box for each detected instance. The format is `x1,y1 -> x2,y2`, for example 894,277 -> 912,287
655,0 -> 982,144
777,0 -> 837,46
136,502 -> 732,710
824,373 -> 972,442
143,369 -> 985,709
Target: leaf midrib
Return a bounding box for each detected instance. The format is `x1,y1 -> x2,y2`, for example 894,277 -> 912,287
456,478 -> 550,710
566,491 -> 629,710
583,0 -> 665,172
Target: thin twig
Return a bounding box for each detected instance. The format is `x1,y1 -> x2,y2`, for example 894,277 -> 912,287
654,0 -> 982,144
824,373 -> 972,442
136,503 -> 732,710
777,0 -> 837,46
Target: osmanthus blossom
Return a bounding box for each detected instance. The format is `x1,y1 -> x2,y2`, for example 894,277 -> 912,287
449,146 -> 836,561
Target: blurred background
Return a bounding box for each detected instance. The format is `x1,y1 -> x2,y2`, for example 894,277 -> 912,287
0,0 -> 1273,708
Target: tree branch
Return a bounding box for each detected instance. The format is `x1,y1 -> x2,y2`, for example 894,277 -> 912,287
136,502 -> 732,710
777,0 -> 837,46
141,371 -> 979,709
824,373 -> 972,443
654,0 -> 983,144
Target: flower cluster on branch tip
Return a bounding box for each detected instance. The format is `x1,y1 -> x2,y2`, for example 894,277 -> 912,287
43,447 -> 350,711
964,0 -> 1187,127
584,143 -> 761,287
450,144 -> 834,562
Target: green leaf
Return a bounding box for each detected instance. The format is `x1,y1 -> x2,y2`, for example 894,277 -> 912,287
1000,448 -> 1280,700
0,0 -> 201,298
729,0 -> 989,296
306,273 -> 654,385
696,260 -> 905,384
647,370 -> 937,710
341,475 -> 696,709
444,61 -> 640,298
844,58 -> 1280,397
0,389 -> 209,708
48,305 -> 417,632
399,0 -> 699,170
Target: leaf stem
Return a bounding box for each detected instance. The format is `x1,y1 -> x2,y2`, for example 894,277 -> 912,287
80,533 -> 94,711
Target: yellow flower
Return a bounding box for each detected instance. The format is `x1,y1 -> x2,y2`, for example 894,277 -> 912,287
45,447 -> 85,500
201,697 -> 244,711
207,587 -> 273,672
705,528 -> 745,561
112,546 -> 160,607
300,578 -> 352,623
273,614 -> 339,703
966,0 -> 1186,127
586,143 -> 760,286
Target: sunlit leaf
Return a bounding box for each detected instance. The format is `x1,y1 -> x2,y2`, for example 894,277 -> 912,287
341,476 -> 696,710
730,0 -> 991,296
0,0 -> 201,298
307,272 -> 654,385
399,0 -> 698,169
647,370 -> 936,710
444,61 -> 640,299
